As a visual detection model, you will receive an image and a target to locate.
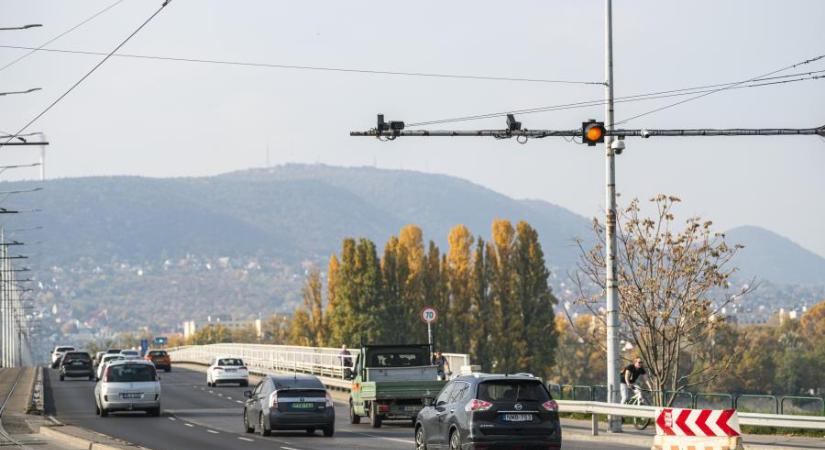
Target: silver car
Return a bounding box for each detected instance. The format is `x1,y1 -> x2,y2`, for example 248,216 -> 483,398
94,359 -> 161,417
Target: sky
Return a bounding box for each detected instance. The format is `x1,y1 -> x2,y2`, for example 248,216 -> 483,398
1,0 -> 824,257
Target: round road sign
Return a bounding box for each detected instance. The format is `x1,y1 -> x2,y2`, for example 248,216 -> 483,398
421,306 -> 437,324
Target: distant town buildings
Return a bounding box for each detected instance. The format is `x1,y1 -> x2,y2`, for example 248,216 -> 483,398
182,315 -> 263,340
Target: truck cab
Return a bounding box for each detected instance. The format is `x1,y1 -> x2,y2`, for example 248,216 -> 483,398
347,344 -> 445,428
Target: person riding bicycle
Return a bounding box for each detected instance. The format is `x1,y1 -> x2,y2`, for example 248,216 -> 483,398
433,351 -> 452,380
620,357 -> 651,404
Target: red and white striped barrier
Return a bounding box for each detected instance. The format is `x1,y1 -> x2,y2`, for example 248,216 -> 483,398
653,408 -> 744,450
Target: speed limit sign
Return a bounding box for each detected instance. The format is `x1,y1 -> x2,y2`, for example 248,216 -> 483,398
421,306 -> 437,324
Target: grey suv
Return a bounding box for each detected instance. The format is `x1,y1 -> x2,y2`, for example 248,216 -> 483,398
243,374 -> 334,437
414,373 -> 562,450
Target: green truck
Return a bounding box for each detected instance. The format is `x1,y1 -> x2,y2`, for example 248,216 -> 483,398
346,344 -> 446,428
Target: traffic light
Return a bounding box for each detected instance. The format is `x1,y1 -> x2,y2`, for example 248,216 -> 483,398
582,119 -> 606,146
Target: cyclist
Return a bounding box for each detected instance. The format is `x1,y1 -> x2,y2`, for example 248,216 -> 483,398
620,357 -> 651,404
433,351 -> 452,380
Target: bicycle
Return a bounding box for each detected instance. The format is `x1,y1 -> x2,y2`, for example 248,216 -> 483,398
625,384 -> 651,430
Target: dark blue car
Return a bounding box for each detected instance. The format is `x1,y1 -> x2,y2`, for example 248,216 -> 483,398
415,373 -> 561,450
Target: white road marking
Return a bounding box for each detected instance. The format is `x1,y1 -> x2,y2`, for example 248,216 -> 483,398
352,432 -> 415,444
281,447 -> 301,450
217,393 -> 223,397
238,437 -> 254,442
235,400 -> 243,404
207,429 -> 219,434
168,417 -> 176,421
184,423 -> 194,428
226,396 -> 232,400
208,390 -> 214,394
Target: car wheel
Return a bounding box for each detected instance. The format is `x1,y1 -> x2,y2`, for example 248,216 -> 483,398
243,409 -> 254,433
241,380 -> 248,387
322,424 -> 334,437
306,428 -> 315,434
89,375 -> 94,381
59,374 -> 64,381
348,400 -> 360,424
148,407 -> 160,417
165,367 -> 171,373
415,426 -> 428,450
370,403 -> 382,428
449,429 -> 461,450
259,413 -> 271,436
95,402 -> 101,416
100,406 -> 108,417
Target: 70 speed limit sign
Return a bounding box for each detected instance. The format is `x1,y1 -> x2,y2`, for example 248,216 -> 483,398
421,306 -> 438,324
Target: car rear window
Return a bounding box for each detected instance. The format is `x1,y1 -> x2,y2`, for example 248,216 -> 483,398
64,352 -> 91,361
149,351 -> 167,356
477,380 -> 550,403
276,389 -> 326,399
218,358 -> 244,366
107,364 -> 156,382
57,347 -> 74,352
106,349 -> 121,354
369,352 -> 427,367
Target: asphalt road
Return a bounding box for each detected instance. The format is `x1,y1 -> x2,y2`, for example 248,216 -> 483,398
44,367 -> 644,450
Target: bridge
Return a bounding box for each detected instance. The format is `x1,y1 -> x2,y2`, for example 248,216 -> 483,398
1,344 -> 823,450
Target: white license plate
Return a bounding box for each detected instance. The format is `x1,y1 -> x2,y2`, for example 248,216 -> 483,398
404,406 -> 419,412
503,414 -> 533,422
225,368 -> 237,372
121,393 -> 142,399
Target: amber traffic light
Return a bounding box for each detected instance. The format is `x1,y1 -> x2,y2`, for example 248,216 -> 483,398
582,120 -> 606,146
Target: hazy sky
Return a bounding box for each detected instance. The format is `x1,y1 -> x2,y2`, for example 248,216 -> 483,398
1,1 -> 824,256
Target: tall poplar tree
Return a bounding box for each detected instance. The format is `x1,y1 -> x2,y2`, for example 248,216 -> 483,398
325,254 -> 341,346
488,219 -> 528,373
447,225 -> 474,352
470,237 -> 491,370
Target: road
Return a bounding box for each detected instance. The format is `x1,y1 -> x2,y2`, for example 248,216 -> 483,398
44,367 -> 645,450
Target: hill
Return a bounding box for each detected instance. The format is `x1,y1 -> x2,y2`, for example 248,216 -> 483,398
727,225 -> 825,285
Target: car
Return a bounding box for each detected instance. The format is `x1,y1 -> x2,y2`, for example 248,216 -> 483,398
59,352 -> 95,381
414,373 -> 562,450
97,354 -> 125,381
207,356 -> 249,387
94,359 -> 161,417
242,374 -> 334,437
51,346 -> 75,369
105,348 -> 122,355
93,351 -> 106,368
144,350 -> 171,372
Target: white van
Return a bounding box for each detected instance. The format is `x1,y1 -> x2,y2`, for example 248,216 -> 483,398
94,359 -> 161,416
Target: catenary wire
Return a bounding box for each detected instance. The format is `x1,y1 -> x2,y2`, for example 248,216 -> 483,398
405,70 -> 825,127
0,0 -> 127,73
2,1 -> 171,146
614,53 -> 825,125
0,44 -> 603,86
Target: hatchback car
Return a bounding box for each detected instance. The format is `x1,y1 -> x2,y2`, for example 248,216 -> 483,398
414,373 -> 561,450
145,350 -> 171,372
59,351 -> 95,381
51,346 -> 75,369
207,356 -> 249,387
243,374 -> 334,437
95,359 -> 161,417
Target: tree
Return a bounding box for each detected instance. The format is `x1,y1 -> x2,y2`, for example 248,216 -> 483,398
447,225 -> 475,352
399,225 -> 427,343
572,195 -> 750,406
488,219 -> 528,373
549,315 -> 605,385
381,236 -> 408,343
289,267 -> 326,346
469,236 -> 492,370
513,221 -> 559,376
231,325 -> 259,344
191,324 -> 231,345
325,254 -> 341,346
262,314 -> 290,344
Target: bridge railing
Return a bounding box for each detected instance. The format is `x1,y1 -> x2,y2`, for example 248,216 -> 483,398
168,344 -> 470,385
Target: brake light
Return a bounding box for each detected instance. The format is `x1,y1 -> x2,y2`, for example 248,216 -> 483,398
325,392 -> 334,408
465,399 -> 493,412
104,366 -> 112,382
541,400 -> 559,411
269,391 -> 279,408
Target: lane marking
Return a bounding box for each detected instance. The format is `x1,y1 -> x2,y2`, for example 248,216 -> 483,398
207,429 -> 219,434
281,447 -> 300,450
238,437 -> 254,442
352,431 -> 415,445
208,390 -> 214,394
235,400 -> 243,404
184,423 -> 194,428
227,396 -> 233,400
168,417 -> 176,421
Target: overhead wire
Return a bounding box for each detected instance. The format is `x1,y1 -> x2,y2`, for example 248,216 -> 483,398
0,44 -> 603,86
2,1 -> 172,146
405,70 -> 825,127
0,0 -> 127,73
614,52 -> 825,125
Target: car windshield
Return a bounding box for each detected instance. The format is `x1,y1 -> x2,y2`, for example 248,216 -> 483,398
218,358 -> 244,366
56,347 -> 74,352
107,364 -> 156,382
477,380 -> 550,403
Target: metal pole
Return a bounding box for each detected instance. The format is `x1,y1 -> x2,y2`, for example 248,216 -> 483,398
604,0 -> 622,433
427,321 -> 432,350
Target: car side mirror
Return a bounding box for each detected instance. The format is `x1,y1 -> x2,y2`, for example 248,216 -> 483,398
244,390 -> 253,399
344,368 -> 354,380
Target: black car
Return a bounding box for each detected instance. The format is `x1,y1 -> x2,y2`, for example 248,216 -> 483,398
415,373 -> 562,450
59,351 -> 95,381
242,374 -> 334,437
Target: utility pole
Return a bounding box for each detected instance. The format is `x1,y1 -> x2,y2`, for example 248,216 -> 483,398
603,0 -> 622,433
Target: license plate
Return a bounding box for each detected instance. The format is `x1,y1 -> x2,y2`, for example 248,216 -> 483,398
404,406 -> 419,412
291,402 -> 315,409
121,393 -> 142,399
72,361 -> 84,366
225,368 -> 237,372
503,414 -> 533,422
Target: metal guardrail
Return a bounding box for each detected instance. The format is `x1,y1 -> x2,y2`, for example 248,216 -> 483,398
168,343 -> 470,389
